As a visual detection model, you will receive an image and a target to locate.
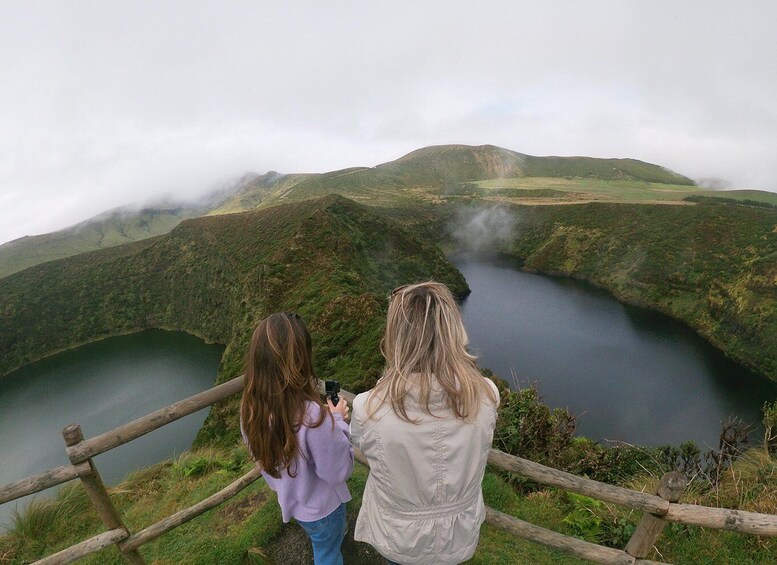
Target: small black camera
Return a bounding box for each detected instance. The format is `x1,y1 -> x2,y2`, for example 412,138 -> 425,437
325,379 -> 340,406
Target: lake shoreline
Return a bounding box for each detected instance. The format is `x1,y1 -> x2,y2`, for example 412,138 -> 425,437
451,254 -> 777,448
0,325 -> 226,381
449,250 -> 772,383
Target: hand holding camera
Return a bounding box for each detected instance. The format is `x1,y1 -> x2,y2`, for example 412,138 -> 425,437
325,380 -> 349,420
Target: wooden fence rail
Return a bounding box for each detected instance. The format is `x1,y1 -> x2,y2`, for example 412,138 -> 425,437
2,377 -> 777,564
0,463 -> 89,506
65,376 -> 246,464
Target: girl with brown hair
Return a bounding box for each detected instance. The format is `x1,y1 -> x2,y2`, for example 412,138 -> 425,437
350,282 -> 500,565
240,312 -> 353,565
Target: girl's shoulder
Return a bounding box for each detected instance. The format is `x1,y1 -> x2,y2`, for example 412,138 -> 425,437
301,400 -> 328,425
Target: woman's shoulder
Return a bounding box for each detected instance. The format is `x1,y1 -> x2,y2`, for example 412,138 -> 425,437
352,388 -> 392,425
483,376 -> 500,399
352,390 -> 371,410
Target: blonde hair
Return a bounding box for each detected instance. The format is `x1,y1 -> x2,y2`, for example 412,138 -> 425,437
367,281 -> 497,422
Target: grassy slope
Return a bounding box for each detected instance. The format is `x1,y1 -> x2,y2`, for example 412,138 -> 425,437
0,447 -> 590,565
519,154 -> 694,185
4,444 -> 776,564
0,208 -> 202,279
474,177 -> 777,206
205,172 -> 313,215
501,202 -> 777,380
474,177 -> 703,202
249,145 -> 698,209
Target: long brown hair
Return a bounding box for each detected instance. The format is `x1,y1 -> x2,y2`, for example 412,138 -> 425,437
367,281 -> 497,422
240,312 -> 327,478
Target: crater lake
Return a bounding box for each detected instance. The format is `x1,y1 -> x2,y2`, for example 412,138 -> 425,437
0,330 -> 223,530
454,255 -> 777,449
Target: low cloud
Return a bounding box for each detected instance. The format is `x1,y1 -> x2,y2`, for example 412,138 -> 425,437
451,205 -> 516,253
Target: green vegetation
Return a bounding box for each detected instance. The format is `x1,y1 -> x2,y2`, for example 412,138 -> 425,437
0,207 -> 202,279
0,446 -> 280,565
230,145 -> 698,211
0,143 -> 705,277
0,445 -> 585,564
2,144 -> 776,562
492,202 -> 777,381
206,172 -> 314,215
0,194 -> 466,444
683,194 -> 777,209
3,387 -> 777,564
474,176 -> 703,202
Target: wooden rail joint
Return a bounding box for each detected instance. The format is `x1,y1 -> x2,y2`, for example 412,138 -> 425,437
61,423 -> 147,565
625,472 -> 687,560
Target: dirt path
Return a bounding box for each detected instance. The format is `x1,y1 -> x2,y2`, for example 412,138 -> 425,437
262,509 -> 383,564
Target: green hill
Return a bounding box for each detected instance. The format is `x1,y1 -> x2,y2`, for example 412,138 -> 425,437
0,173 -> 270,279
0,194 -> 466,440
380,144 -> 696,185
0,144 -> 699,278
0,206 -> 201,279
205,171 -> 313,215
244,144 -> 696,207
500,202 -> 777,380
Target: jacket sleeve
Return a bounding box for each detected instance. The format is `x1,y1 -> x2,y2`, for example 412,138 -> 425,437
349,394 -> 363,451
304,410 -> 354,486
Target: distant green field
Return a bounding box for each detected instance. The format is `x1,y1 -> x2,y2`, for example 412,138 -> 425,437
698,189 -> 777,205
474,177 -> 777,205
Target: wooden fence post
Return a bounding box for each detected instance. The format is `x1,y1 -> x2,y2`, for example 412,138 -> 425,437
625,471 -> 687,559
62,424 -> 146,565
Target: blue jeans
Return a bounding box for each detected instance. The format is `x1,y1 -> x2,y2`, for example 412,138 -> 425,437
297,503 -> 347,565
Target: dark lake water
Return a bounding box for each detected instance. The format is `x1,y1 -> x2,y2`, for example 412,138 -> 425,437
0,330 -> 223,530
454,255 -> 777,450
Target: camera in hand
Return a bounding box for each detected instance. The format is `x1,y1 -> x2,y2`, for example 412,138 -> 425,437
325,380 -> 340,406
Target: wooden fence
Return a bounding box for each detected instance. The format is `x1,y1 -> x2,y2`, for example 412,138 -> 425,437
2,376 -> 776,565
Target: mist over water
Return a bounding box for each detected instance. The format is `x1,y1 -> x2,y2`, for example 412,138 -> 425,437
451,205 -> 516,252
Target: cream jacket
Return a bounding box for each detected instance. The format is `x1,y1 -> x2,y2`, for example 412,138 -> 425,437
350,377 -> 499,565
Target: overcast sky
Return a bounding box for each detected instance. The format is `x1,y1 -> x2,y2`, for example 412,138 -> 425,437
1,1 -> 776,245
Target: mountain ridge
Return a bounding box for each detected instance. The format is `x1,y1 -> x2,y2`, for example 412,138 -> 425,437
0,143 -> 700,278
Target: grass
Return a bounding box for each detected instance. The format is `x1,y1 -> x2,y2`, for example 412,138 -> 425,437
475,177 -> 700,203
473,177 -> 777,207
0,446 -> 280,565
0,207 -> 200,279
4,445 -> 776,564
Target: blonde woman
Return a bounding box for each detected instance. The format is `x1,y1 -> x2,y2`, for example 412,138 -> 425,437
350,282 -> 500,565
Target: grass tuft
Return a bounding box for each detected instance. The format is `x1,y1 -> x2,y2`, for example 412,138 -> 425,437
9,497 -> 62,541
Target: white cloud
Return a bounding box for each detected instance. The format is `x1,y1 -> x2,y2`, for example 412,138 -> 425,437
1,1 -> 776,243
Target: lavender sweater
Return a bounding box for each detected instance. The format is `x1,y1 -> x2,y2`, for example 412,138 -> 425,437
242,401 -> 354,523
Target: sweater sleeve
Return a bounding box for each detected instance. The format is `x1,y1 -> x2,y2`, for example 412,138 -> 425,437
304,409 -> 354,486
